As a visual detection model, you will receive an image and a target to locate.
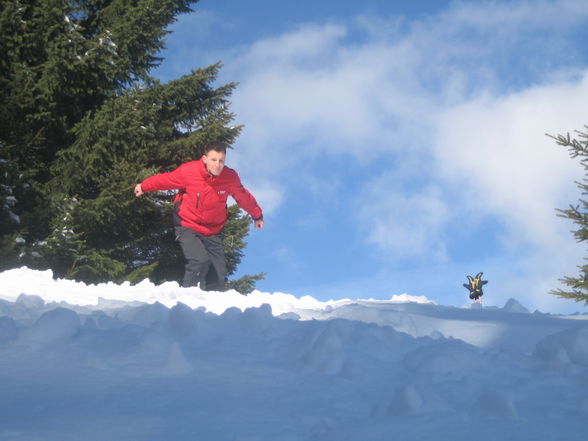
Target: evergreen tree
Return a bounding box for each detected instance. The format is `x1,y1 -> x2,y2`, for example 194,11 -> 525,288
1,0 -> 195,266
550,127 -> 588,305
1,0 -> 265,292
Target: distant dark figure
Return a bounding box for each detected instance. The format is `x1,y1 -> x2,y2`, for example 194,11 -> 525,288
463,272 -> 488,302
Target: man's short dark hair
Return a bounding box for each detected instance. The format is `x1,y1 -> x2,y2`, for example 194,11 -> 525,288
205,141 -> 228,154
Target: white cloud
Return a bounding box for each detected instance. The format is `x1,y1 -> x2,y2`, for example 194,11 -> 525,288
224,21 -> 434,165
243,180 -> 285,217
437,0 -> 588,31
433,72 -> 588,251
358,182 -> 451,261
236,23 -> 347,67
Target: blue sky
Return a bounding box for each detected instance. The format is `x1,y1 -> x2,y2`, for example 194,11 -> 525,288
153,0 -> 588,313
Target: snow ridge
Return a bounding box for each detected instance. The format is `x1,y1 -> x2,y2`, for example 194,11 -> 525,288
0,268 -> 587,440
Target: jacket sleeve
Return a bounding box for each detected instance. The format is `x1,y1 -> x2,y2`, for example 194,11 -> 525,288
230,173 -> 263,220
140,164 -> 187,192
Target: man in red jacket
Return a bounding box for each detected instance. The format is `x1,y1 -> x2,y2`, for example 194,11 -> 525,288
134,141 -> 264,291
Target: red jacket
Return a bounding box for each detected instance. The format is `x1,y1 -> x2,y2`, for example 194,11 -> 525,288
141,159 -> 263,236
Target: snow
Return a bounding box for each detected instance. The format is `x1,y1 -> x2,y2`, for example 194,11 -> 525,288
0,267 -> 587,440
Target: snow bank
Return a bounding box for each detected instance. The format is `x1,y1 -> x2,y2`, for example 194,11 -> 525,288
535,325 -> 588,366
0,267 -> 340,315
1,267 -> 588,440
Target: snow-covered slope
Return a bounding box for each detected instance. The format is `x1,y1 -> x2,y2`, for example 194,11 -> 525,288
0,268 -> 587,441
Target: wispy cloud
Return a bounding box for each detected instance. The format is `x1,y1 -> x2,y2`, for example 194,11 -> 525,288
434,76 -> 588,251
358,180 -> 451,262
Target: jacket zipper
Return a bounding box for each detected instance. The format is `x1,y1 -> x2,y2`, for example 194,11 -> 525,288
196,192 -> 200,208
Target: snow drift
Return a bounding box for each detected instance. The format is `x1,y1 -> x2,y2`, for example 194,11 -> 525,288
0,267 -> 587,441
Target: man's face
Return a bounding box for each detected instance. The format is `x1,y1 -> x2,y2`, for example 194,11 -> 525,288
202,150 -> 226,176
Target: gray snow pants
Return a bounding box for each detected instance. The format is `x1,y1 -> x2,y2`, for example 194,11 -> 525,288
174,225 -> 226,291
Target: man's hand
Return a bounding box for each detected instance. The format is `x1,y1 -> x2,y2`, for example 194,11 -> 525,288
134,184 -> 144,197
254,218 -> 264,229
